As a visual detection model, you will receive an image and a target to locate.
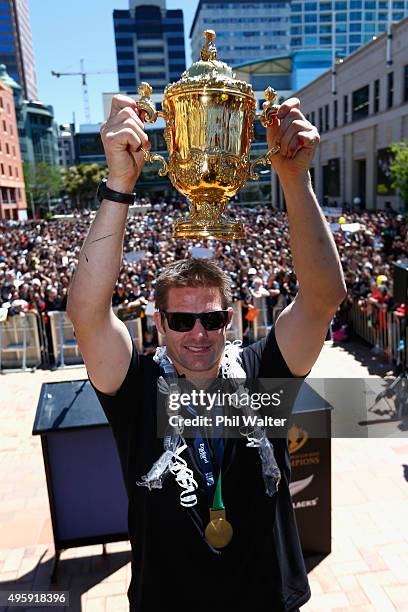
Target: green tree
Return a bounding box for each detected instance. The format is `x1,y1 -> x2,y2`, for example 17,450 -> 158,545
23,161 -> 62,207
61,163 -> 108,209
389,140 -> 408,206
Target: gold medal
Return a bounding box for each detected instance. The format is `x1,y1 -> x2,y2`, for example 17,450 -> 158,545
205,508 -> 233,548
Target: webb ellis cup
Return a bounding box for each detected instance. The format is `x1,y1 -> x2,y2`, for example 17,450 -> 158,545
135,30 -> 281,240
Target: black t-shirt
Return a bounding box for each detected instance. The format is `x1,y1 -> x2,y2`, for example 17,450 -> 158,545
93,326 -> 311,612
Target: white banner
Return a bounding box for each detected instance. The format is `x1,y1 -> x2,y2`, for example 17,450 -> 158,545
341,223 -> 361,233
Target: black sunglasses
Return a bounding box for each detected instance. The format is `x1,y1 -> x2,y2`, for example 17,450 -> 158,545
161,310 -> 229,332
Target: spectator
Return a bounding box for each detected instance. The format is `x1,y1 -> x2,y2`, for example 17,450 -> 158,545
250,277 -> 269,300
0,208 -> 406,328
112,283 -> 127,307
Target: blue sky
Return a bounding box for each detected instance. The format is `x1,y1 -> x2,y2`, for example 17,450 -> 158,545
28,0 -> 197,127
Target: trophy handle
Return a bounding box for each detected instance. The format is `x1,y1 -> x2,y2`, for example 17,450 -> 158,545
135,82 -> 168,177
250,86 -> 281,181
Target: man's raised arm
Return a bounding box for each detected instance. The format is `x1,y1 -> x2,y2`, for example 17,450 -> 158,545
67,94 -> 150,394
267,98 -> 347,376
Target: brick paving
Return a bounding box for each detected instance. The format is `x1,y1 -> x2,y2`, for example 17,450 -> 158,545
0,342 -> 407,611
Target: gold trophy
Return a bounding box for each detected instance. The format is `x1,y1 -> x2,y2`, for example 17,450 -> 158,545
135,30 -> 281,240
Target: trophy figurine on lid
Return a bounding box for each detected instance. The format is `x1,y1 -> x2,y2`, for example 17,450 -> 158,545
135,30 -> 281,240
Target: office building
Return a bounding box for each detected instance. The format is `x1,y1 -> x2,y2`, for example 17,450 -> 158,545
282,16 -> 408,211
18,101 -> 59,167
290,0 -> 408,57
74,124 -> 106,166
0,63 -> 58,168
58,123 -> 75,167
232,50 -> 334,202
191,1 -> 408,68
113,0 -> 186,94
234,50 -> 334,149
0,73 -> 27,219
0,0 -> 38,100
234,49 -> 336,105
190,0 -> 291,65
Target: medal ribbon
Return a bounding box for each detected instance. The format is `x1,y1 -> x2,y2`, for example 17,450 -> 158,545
193,435 -> 224,511
212,471 -> 224,511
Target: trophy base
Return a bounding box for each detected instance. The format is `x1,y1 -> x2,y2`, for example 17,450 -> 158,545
173,214 -> 244,241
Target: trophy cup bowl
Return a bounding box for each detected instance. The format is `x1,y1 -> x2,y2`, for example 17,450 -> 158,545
135,30 -> 281,240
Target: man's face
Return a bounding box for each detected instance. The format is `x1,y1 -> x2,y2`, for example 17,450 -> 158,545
154,287 -> 233,378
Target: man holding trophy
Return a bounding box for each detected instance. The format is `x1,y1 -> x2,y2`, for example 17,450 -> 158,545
67,31 -> 345,612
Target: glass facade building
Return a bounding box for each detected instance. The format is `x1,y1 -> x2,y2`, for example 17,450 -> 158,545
290,0 -> 408,56
114,0 -> 186,94
191,1 -> 408,65
190,1 -> 291,65
0,0 -> 38,100
21,101 -> 59,167
74,127 -> 106,166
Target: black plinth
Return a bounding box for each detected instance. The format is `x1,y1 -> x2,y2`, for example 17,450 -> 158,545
32,380 -> 128,580
292,383 -> 332,556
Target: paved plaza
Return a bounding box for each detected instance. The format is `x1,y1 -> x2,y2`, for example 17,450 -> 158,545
0,340 -> 407,611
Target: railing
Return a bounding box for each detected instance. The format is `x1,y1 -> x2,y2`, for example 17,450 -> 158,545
3,296 -> 402,371
251,297 -> 271,340
48,309 -> 144,369
226,300 -> 243,342
0,311 -> 42,371
121,315 -> 143,354
248,294 -> 407,370
48,311 -> 82,368
348,297 -> 406,368
0,308 -> 144,371
242,294 -> 406,370
249,295 -> 286,341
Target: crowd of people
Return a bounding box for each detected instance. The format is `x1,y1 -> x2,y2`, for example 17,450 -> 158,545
0,199 -> 406,353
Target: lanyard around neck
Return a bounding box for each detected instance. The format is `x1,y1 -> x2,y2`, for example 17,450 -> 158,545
193,434 -> 224,510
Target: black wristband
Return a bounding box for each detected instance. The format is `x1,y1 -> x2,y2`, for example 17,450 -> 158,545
96,178 -> 136,205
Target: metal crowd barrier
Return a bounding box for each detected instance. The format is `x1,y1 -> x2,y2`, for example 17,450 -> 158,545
252,297 -> 271,340
250,297 -> 286,341
48,311 -> 82,368
226,300 -> 243,342
248,295 -> 407,369
0,311 -> 42,371
121,315 -> 143,354
48,309 -> 144,369
0,296 -> 298,372
349,298 -> 407,368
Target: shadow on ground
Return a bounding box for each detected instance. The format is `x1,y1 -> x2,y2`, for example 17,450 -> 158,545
0,547 -> 131,612
332,336 -> 395,377
0,549 -> 328,611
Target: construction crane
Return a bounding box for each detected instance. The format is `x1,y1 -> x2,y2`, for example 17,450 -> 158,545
51,59 -> 115,123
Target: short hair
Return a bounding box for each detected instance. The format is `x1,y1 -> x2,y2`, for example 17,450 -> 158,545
154,258 -> 232,311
